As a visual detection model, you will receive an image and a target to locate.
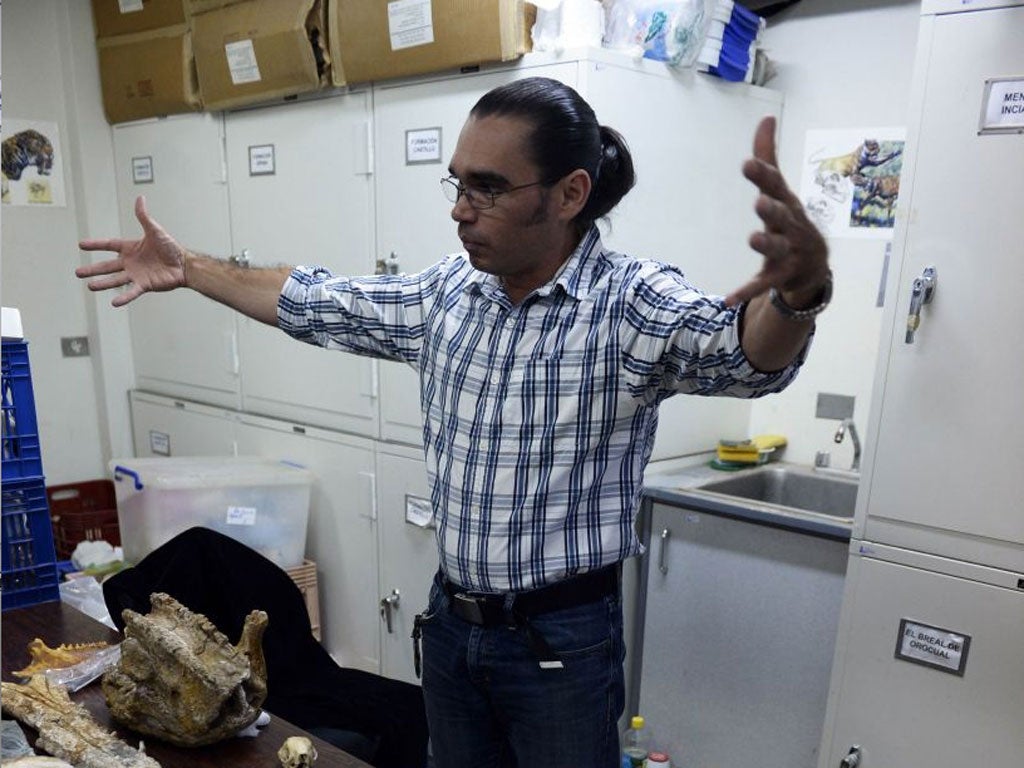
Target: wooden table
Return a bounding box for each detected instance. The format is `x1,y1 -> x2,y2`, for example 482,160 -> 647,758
2,600 -> 372,768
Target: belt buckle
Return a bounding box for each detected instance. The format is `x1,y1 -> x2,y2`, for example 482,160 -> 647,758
453,592 -> 486,625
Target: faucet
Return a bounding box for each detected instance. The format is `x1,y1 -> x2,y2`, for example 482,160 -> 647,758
833,418 -> 861,472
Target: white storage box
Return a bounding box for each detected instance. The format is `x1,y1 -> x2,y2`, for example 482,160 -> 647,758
110,456 -> 314,568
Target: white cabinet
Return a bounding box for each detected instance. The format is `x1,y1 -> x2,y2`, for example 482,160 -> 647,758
374,443 -> 438,684
128,390 -> 237,457
372,51 -> 779,453
821,6 -> 1024,765
821,552 -> 1024,767
224,92 -> 380,438
637,500 -> 847,767
234,412 -> 380,673
112,115 -> 238,408
856,3 -> 1024,572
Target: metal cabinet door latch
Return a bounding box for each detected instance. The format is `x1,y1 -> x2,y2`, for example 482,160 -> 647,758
379,589 -> 401,633
840,745 -> 862,768
905,266 -> 937,343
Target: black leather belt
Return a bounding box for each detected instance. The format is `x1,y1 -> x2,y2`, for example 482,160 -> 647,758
441,564 -> 621,628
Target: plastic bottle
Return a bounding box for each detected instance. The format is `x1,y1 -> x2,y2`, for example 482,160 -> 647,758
622,715 -> 648,768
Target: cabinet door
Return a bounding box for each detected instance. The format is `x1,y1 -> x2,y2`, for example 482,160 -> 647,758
128,390 -> 237,458
225,92 -> 379,437
372,63 -> 579,445
639,502 -> 847,767
821,554 -> 1024,767
375,445 -> 438,683
112,115 -> 238,407
234,414 -> 380,673
862,6 -> 1024,567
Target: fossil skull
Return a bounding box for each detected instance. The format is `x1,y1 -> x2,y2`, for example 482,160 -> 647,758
278,735 -> 318,767
101,592 -> 269,747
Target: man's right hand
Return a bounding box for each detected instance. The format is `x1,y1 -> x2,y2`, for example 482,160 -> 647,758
77,195 -> 188,307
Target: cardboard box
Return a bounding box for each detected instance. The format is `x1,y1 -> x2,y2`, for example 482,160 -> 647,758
91,0 -> 190,38
329,0 -> 534,85
188,0 -> 249,15
193,0 -> 332,111
97,25 -> 202,124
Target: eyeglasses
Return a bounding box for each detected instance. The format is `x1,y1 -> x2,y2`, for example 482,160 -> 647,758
440,175 -> 550,210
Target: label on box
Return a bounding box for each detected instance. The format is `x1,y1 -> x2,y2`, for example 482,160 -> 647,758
388,0 -> 435,51
226,506 -> 258,526
225,40 -> 262,85
119,0 -> 144,12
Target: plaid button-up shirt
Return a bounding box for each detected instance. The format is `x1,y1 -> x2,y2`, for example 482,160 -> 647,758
279,227 -> 807,591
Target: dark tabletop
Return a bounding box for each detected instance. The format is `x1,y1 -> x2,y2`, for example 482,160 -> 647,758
1,599 -> 372,768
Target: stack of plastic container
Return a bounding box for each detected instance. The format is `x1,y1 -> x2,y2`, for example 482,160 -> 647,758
695,0 -> 766,83
2,308 -> 61,610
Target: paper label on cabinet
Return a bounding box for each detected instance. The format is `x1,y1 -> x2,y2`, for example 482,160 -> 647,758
226,506 -> 258,526
388,0 -> 435,50
148,430 -> 170,456
405,494 -> 434,528
119,0 -> 144,12
895,619 -> 970,676
980,78 -> 1024,134
225,40 -> 262,85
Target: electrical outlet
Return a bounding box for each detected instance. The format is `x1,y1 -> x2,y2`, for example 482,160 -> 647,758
61,336 -> 91,357
816,393 -> 854,420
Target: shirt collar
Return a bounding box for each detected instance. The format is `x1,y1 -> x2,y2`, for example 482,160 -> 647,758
462,225 -> 605,303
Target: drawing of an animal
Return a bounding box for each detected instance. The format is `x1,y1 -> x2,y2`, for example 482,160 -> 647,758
811,139 -> 901,188
2,129 -> 55,181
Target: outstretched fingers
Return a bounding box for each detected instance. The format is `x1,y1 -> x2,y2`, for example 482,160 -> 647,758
75,256 -> 125,279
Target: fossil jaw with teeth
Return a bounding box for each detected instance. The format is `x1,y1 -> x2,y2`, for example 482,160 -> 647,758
101,592 -> 269,747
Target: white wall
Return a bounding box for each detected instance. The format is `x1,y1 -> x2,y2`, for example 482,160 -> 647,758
0,0 -> 923,483
747,0 -> 922,467
1,0 -> 133,485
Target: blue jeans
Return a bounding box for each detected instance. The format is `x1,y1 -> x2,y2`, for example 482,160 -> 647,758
419,573 -> 626,768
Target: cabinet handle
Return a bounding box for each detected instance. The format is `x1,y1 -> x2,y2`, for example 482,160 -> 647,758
840,745 -> 861,767
379,589 -> 400,634
659,528 -> 671,574
905,266 -> 937,343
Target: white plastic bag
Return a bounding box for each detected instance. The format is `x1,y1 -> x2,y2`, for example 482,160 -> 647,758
603,0 -> 711,67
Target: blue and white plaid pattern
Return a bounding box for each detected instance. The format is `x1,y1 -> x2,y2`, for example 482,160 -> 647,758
279,228 -> 808,591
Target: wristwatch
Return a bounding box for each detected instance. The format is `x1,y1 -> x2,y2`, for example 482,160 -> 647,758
768,270 -> 833,322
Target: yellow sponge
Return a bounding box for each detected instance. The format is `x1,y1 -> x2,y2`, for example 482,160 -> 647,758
716,434 -> 787,464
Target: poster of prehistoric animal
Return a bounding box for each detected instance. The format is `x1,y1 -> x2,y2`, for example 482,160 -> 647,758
2,118 -> 67,207
799,127 -> 905,240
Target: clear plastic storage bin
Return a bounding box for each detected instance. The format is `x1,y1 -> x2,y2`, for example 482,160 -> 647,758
110,457 -> 314,568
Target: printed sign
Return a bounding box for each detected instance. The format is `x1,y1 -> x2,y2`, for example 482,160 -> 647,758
406,127 -> 443,165
895,618 -> 971,676
132,156 -> 154,184
248,144 -> 276,176
405,494 -> 434,528
388,0 -> 435,50
979,77 -> 1024,134
148,430 -> 171,456
225,40 -> 261,85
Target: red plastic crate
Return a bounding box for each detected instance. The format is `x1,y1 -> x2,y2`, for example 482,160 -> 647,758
47,479 -> 120,560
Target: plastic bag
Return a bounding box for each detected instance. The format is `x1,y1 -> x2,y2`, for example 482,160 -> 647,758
604,0 -> 711,67
14,644 -> 123,693
59,575 -> 116,629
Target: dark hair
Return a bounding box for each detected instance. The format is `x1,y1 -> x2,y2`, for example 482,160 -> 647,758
470,77 -> 636,235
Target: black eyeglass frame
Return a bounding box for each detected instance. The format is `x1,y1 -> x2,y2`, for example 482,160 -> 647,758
440,175 -> 554,210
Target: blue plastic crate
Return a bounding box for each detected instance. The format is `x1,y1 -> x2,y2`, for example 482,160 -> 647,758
2,340 -> 44,481
2,475 -> 60,610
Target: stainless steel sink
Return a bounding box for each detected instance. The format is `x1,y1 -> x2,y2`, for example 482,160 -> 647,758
693,465 -> 859,518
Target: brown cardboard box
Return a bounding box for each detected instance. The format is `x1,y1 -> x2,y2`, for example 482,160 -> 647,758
187,0 -> 249,14
91,0 -> 190,38
97,25 -> 202,124
329,0 -> 534,85
192,0 -> 333,111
